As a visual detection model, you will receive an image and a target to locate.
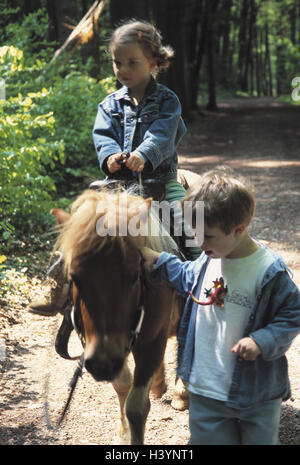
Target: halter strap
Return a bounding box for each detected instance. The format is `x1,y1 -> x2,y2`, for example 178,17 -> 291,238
124,256 -> 149,354
125,306 -> 145,355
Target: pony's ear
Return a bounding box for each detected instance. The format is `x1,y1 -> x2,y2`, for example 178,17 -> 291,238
50,208 -> 70,225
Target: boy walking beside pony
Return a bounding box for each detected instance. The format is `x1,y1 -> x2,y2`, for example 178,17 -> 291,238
142,167 -> 300,445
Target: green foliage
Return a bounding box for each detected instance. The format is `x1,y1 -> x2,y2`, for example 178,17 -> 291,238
0,84 -> 65,245
1,7 -> 55,64
0,245 -> 53,302
40,72 -> 116,194
209,0 -> 300,98
0,44 -> 116,251
0,254 -> 30,301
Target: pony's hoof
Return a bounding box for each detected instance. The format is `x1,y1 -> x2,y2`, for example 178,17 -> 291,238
111,421 -> 130,445
151,381 -> 167,398
171,396 -> 189,411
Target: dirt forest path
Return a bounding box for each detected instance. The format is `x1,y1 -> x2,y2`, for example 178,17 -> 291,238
1,97 -> 300,446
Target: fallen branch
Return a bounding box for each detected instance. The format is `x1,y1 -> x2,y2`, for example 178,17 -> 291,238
51,0 -> 106,64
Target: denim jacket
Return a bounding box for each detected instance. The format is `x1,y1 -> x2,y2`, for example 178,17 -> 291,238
153,247 -> 300,409
92,77 -> 186,183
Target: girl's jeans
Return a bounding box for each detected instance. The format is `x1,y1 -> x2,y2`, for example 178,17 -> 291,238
188,391 -> 282,445
164,179 -> 202,260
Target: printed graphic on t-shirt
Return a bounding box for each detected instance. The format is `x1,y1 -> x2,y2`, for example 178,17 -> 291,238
189,277 -> 228,308
224,289 -> 254,311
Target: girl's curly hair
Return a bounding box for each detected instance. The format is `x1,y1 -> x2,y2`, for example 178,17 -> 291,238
108,19 -> 174,76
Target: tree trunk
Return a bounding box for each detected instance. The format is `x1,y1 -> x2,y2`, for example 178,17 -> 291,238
260,27 -> 267,96
238,0 -> 249,92
275,2 -> 286,96
265,24 -> 273,96
298,0 -> 300,44
220,0 -> 233,89
153,0 -> 196,117
254,23 -> 260,96
206,0 -> 219,111
24,0 -> 42,15
290,2 -> 296,44
110,0 -> 151,26
46,0 -> 77,44
182,0 -> 204,111
191,21 -> 207,107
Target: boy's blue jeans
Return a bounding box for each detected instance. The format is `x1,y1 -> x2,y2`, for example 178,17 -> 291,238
188,392 -> 282,445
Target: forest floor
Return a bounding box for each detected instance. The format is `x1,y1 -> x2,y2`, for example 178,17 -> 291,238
0,97 -> 300,448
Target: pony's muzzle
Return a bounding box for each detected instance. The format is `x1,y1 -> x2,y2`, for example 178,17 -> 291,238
84,340 -> 125,382
85,354 -> 124,382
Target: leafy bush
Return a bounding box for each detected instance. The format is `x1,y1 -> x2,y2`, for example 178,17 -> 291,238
41,72 -> 116,194
0,45 -> 116,250
1,8 -> 55,65
0,87 -> 65,245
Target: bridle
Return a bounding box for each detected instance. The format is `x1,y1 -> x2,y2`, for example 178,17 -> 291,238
124,256 -> 148,355
70,254 -> 148,354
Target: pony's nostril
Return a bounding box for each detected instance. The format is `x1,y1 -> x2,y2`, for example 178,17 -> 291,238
112,356 -> 124,374
84,357 -> 96,375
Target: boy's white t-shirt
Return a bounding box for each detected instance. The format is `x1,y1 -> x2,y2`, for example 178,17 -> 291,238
188,244 -> 276,401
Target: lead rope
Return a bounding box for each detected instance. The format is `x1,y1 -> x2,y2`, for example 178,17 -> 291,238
138,172 -> 143,196
44,350 -> 84,431
43,305 -> 85,431
58,353 -> 84,427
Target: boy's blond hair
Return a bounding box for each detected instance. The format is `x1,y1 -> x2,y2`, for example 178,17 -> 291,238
185,166 -> 256,234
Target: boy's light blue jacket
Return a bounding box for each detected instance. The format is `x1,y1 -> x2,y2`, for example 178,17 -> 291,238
92,77 -> 186,183
153,248 -> 300,409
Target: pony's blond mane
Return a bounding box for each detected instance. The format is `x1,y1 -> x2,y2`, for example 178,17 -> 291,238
55,188 -> 180,273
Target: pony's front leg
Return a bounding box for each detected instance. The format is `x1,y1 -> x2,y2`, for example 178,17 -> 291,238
125,377 -> 153,445
112,358 -> 132,444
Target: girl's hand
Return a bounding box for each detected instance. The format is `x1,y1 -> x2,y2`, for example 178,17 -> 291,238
231,337 -> 262,361
125,152 -> 145,173
107,153 -> 125,173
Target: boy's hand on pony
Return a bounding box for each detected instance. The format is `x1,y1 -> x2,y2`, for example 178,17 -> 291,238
231,337 -> 262,361
140,247 -> 161,271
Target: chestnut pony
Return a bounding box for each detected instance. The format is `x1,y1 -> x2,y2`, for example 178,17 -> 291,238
53,187 -> 187,444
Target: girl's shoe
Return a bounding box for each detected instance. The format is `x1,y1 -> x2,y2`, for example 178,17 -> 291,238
28,253 -> 70,316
